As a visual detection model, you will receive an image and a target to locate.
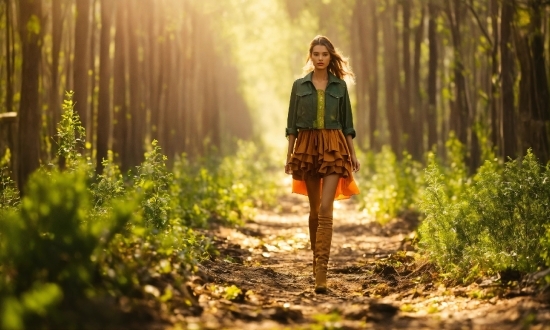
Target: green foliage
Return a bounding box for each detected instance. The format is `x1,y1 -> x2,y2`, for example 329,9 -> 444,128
135,140 -> 172,229
419,149 -> 550,280
171,140 -> 281,227
0,167 -> 133,328
224,284 -> 242,301
0,93 -> 249,327
0,151 -> 19,211
56,91 -> 86,170
90,151 -> 125,210
357,146 -> 423,224
0,166 -> 19,211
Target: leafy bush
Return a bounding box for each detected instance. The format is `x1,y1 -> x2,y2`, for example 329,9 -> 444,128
0,167 -> 133,329
357,146 -> 423,224
0,91 -> 283,327
171,140 -> 281,227
90,151 -> 125,210
419,149 -> 550,280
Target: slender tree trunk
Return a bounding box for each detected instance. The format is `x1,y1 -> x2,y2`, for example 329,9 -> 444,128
490,0 -> 500,154
383,1 -> 401,155
112,1 -> 128,171
352,0 -> 367,147
367,0 -> 380,151
529,1 -> 550,161
127,3 -> 144,166
400,0 -> 415,157
96,0 -> 113,173
49,0 -> 63,148
73,0 -> 92,133
427,1 -> 438,151
5,0 -> 14,114
17,0 -> 43,192
500,0 -> 516,159
412,6 -> 425,158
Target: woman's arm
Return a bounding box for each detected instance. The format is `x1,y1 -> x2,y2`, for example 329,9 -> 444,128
345,134 -> 360,172
285,134 -> 296,174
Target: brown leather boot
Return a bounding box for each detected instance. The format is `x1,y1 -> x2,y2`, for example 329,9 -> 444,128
314,215 -> 333,293
309,215 -> 318,276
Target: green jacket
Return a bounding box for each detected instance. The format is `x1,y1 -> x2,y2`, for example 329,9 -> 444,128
286,71 -> 356,138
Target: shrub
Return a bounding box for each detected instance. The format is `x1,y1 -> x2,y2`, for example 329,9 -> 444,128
419,149 -> 550,280
357,146 -> 423,224
134,140 -> 173,229
0,167 -> 133,329
56,91 -> 87,171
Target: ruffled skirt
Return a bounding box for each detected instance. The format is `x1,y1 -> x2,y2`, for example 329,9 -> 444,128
289,129 -> 360,200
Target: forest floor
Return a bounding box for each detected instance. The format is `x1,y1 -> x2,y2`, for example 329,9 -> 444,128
180,194 -> 550,330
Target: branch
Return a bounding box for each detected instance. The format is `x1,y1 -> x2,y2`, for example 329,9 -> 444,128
462,0 -> 493,48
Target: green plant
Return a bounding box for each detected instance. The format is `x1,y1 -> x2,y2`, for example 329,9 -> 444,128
420,149 -> 550,280
56,91 -> 87,170
90,151 -> 125,210
134,140 -> 172,229
0,167 -> 133,329
357,146 -> 423,224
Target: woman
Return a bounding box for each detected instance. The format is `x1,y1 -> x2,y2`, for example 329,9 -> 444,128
285,35 -> 360,294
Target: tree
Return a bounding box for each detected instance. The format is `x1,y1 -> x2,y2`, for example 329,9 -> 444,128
96,0 -> 114,173
73,0 -> 92,134
17,0 -> 43,192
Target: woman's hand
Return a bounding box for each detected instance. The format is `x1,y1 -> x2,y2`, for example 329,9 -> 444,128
285,163 -> 292,175
285,154 -> 293,175
350,154 -> 360,172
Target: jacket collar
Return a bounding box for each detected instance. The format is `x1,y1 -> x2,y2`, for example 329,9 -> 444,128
301,71 -> 341,85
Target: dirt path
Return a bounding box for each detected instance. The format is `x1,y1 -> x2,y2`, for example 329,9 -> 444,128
187,195 -> 550,329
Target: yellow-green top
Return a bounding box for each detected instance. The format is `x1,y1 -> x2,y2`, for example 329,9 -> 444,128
313,89 -> 325,129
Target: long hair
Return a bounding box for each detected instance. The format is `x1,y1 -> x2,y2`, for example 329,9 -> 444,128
302,35 -> 355,84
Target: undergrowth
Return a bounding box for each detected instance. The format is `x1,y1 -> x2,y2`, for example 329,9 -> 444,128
419,147 -> 550,282
357,134 -> 550,284
0,92 -> 280,329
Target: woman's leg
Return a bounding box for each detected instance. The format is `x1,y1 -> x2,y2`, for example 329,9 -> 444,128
314,174 -> 340,293
305,175 -> 321,276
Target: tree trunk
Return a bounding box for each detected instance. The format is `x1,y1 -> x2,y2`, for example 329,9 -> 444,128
500,0 -> 516,159
17,0 -> 43,193
352,0 -> 367,147
400,0 -> 415,157
367,0 -> 380,151
49,0 -> 63,150
5,0 -> 14,114
73,0 -> 92,134
112,1 -> 129,171
427,1 -> 438,151
127,3 -> 144,166
412,5 -> 425,158
383,1 -> 401,155
527,1 -> 550,161
96,0 -> 113,173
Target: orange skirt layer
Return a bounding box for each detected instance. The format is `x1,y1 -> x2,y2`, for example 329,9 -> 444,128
289,129 -> 360,200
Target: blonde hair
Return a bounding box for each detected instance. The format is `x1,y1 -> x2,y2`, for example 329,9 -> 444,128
302,35 -> 355,84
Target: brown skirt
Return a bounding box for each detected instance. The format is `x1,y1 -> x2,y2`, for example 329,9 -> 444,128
289,129 -> 360,200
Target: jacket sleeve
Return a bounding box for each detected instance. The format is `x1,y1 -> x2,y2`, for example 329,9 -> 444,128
341,82 -> 356,138
286,80 -> 298,137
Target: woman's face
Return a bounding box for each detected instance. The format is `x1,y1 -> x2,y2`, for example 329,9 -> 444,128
310,45 -> 331,71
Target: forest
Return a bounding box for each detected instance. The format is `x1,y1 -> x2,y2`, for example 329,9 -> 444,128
1,0 -> 550,328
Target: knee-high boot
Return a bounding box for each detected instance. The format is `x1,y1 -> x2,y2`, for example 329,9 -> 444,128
314,215 -> 333,293
309,215 -> 318,276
